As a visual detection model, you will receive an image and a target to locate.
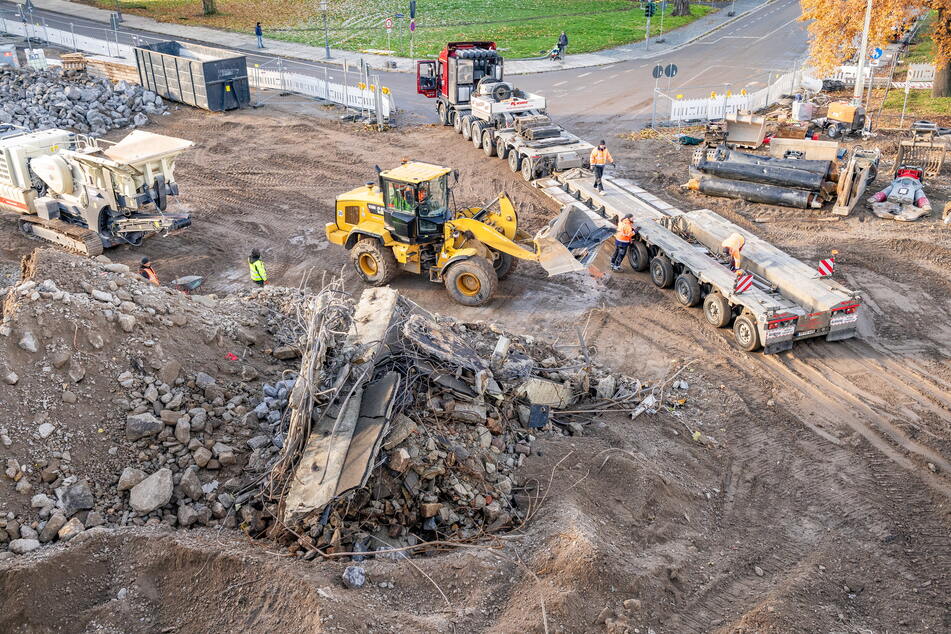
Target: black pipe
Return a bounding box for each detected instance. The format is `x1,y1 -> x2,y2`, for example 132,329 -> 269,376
720,148 -> 833,178
698,160 -> 827,191
695,176 -> 813,209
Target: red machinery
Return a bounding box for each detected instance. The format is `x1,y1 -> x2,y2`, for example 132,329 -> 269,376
417,41 -> 503,126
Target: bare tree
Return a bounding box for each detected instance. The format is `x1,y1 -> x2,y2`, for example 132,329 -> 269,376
672,0 -> 692,18
202,0 -> 217,16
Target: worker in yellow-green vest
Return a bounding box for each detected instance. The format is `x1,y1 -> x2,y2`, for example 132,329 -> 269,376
249,248 -> 268,286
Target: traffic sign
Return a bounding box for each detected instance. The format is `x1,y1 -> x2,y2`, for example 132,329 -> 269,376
410,19 -> 416,32
870,47 -> 883,59
651,64 -> 664,79
664,63 -> 677,78
384,17 -> 393,31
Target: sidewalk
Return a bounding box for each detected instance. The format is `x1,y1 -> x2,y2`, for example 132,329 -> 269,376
26,0 -> 773,74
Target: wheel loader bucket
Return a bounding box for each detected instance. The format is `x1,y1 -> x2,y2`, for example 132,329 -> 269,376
533,202 -> 616,275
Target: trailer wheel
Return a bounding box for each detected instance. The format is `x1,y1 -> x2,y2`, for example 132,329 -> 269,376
703,292 -> 732,328
733,313 -> 762,351
508,150 -> 523,173
674,273 -> 701,307
438,104 -> 449,126
452,111 -> 464,133
521,157 -> 535,181
351,238 -> 399,286
492,251 -> 517,279
461,116 -> 473,140
471,122 -> 484,147
649,256 -> 674,288
482,131 -> 496,156
444,257 -> 498,307
627,241 -> 650,272
497,142 -> 510,160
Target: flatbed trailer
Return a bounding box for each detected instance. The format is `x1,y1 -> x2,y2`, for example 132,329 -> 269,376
535,171 -> 862,353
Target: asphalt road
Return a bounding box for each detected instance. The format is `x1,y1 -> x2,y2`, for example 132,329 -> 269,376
1,0 -> 809,136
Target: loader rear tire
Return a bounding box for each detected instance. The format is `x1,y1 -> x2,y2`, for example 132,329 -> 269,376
649,255 -> 674,288
444,257 -> 498,307
482,130 -> 496,156
453,110 -> 464,133
438,103 -> 449,126
674,273 -> 701,307
627,241 -> 649,272
492,251 -> 517,280
461,115 -> 473,140
508,150 -> 522,173
703,292 -> 732,328
733,313 -> 762,351
351,238 -> 398,286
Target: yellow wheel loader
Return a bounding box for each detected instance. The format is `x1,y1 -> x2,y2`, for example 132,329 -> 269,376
326,160 -> 613,306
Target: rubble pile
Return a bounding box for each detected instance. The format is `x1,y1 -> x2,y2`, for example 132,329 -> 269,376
255,286 -> 641,559
0,66 -> 168,134
0,250 -> 304,557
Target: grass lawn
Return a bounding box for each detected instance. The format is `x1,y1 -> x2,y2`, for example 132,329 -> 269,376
82,0 -> 716,58
880,10 -> 950,120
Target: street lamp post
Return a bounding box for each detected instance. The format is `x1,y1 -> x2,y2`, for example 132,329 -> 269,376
321,0 -> 331,59
852,0 -> 873,104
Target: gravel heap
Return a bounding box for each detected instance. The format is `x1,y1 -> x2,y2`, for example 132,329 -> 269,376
0,66 -> 167,134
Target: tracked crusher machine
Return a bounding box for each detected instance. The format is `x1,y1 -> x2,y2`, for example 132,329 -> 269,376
0,126 -> 193,256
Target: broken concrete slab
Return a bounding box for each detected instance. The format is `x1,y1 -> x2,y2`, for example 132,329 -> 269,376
518,377 -> 574,409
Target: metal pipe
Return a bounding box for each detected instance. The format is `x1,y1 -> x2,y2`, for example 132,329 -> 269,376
697,160 -> 827,191
718,149 -> 834,178
688,175 -> 814,208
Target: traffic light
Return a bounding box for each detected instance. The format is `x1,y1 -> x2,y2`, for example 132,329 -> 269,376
644,2 -> 656,18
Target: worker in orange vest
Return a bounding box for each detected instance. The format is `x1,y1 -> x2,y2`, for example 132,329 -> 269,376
139,256 -> 159,285
589,140 -> 613,193
610,214 -> 637,271
721,232 -> 745,271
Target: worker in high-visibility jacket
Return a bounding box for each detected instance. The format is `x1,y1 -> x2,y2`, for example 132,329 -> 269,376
139,256 -> 159,286
249,248 -> 268,287
589,140 -> 613,193
610,214 -> 637,271
721,232 -> 745,271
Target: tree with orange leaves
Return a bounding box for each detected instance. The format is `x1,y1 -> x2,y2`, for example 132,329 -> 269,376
799,0 -> 951,97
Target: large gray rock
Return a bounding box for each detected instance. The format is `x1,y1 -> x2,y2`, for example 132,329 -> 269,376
179,467 -> 202,501
60,481 -> 94,517
129,468 -> 173,514
126,413 -> 163,441
9,538 -> 41,555
117,467 -> 146,491
39,513 -> 67,543
18,331 -> 38,353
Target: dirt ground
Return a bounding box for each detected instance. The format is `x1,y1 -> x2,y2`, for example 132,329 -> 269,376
1,102 -> 950,632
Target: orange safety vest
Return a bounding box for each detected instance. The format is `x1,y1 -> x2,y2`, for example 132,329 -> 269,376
140,265 -> 159,286
590,147 -> 613,166
615,218 -> 635,243
721,232 -> 745,267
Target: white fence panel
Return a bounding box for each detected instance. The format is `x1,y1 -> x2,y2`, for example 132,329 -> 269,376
908,63 -> 935,82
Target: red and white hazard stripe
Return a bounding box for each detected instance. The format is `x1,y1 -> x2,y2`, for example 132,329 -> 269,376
817,257 -> 835,277
734,273 -> 754,293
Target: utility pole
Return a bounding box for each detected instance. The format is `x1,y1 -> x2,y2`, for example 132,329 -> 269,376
657,0 -> 667,43
852,0 -> 873,104
321,0 -> 331,59
644,2 -> 655,49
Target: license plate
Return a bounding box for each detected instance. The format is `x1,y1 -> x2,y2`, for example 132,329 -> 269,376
830,313 -> 858,326
766,325 -> 796,340
797,329 -> 816,337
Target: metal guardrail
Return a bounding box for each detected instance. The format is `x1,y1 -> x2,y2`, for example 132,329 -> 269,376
0,10 -> 393,120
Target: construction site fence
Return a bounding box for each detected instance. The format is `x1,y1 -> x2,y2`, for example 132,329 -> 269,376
662,68 -> 803,124
0,11 -> 392,120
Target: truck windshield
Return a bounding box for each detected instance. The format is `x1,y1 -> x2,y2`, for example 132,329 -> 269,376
417,175 -> 449,219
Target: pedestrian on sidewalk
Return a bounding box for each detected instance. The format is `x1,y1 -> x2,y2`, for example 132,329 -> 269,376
590,140 -> 613,193
610,214 -> 637,271
255,22 -> 264,49
558,31 -> 568,57
249,248 -> 268,287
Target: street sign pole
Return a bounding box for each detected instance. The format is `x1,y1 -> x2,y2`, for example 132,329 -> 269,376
657,0 -> 667,43
651,64 -> 664,129
645,16 -> 651,49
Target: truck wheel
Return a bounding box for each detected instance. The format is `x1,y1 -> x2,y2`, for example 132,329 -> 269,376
627,241 -> 649,272
497,142 -> 510,159
492,251 -> 517,280
733,313 -> 762,351
444,257 -> 498,307
521,157 -> 535,181
452,111 -> 464,133
438,104 -> 449,126
461,116 -> 473,140
674,273 -> 701,307
508,150 -> 522,173
351,238 -> 398,286
482,131 -> 496,156
471,122 -> 484,147
649,255 -> 674,288
703,292 -> 732,328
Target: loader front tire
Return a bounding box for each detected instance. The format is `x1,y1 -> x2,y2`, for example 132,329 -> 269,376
703,292 -> 732,328
649,255 -> 674,288
351,238 -> 398,286
508,150 -> 522,173
444,257 -> 498,307
733,312 -> 762,351
492,251 -> 517,280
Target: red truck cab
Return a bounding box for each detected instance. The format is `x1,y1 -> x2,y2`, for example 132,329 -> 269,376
417,42 -> 503,112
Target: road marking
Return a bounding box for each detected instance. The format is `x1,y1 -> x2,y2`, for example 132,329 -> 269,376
609,74 -> 619,79
553,80 -> 567,86
578,71 -> 592,78
593,79 -> 604,84
624,68 -> 637,73
756,16 -> 800,42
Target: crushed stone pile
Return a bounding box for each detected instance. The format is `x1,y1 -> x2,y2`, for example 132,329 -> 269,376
0,249 -> 305,557
253,283 -> 645,560
0,66 -> 167,134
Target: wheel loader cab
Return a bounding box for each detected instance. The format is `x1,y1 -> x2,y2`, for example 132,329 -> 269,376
379,162 -> 451,244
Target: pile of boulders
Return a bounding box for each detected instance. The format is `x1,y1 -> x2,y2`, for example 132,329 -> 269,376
0,66 -> 167,134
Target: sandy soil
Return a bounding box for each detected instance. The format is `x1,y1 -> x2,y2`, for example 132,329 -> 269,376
1,104 -> 949,632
